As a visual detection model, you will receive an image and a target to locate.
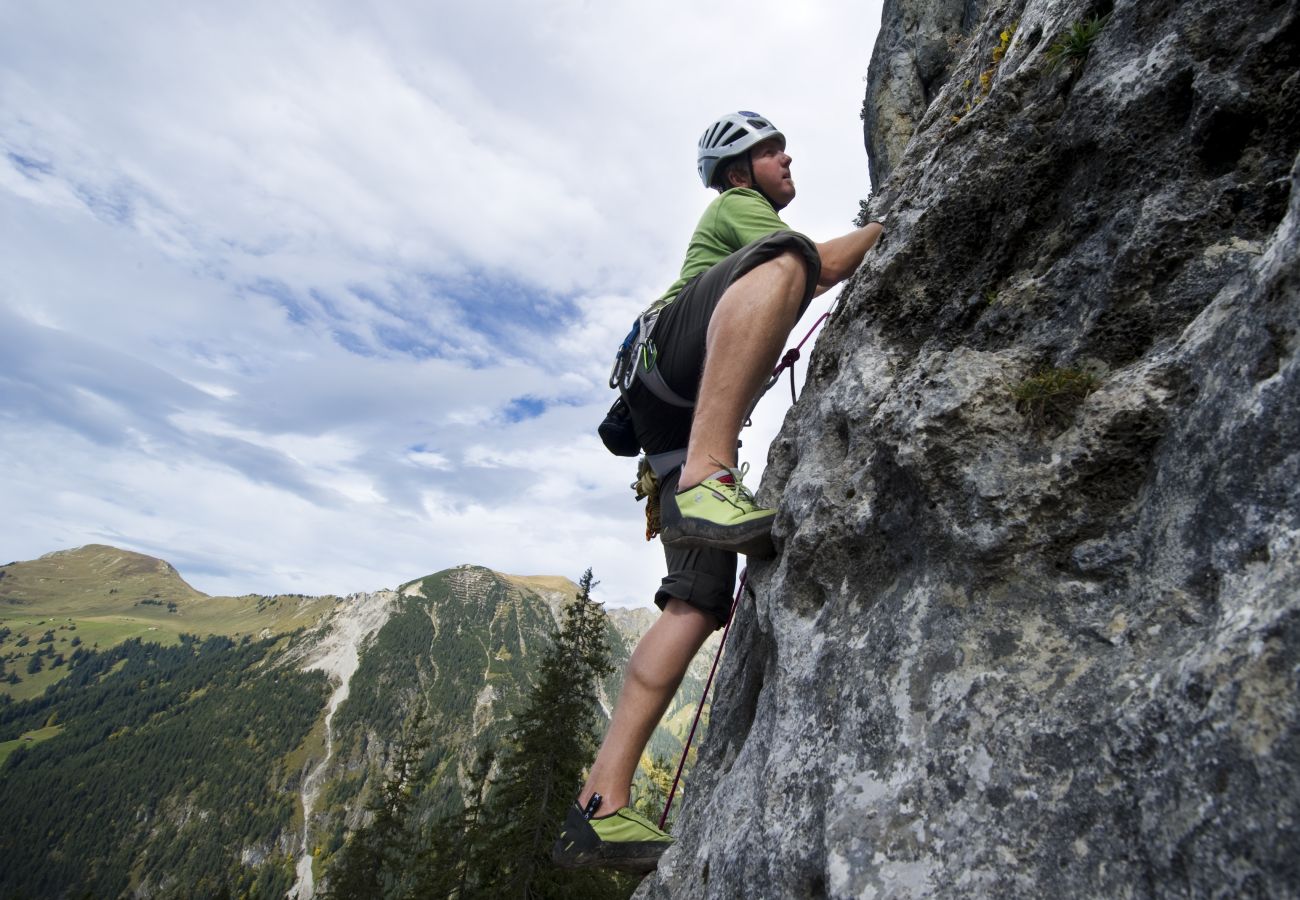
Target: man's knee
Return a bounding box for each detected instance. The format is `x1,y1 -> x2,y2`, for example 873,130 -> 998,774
626,643 -> 683,694
759,249 -> 810,283
745,251 -> 810,310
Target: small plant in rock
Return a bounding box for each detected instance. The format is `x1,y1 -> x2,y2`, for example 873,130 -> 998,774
951,23 -> 1018,124
991,24 -> 1016,64
854,194 -> 875,227
980,24 -> 1017,96
1012,367 -> 1100,429
1046,14 -> 1111,71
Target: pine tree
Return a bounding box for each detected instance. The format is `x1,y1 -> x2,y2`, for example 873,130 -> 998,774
477,569 -> 623,899
320,713 -> 430,900
631,752 -> 677,831
405,746 -> 495,899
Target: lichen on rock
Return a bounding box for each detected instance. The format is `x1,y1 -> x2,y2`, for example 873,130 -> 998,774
640,0 -> 1299,896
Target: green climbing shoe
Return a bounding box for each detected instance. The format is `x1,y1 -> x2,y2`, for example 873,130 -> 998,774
551,796 -> 673,874
660,463 -> 775,557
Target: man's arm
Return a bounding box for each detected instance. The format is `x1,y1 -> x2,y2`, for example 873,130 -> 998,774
815,222 -> 884,292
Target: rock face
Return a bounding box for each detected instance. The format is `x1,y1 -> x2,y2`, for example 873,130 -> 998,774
642,0 -> 1299,897
864,0 -> 988,186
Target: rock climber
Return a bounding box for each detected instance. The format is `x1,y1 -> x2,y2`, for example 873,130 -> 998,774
553,110 -> 884,872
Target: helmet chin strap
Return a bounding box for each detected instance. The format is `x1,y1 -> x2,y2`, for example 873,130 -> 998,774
743,152 -> 780,211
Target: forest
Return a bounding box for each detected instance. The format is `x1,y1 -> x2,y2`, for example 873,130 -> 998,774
317,570 -> 650,899
0,634 -> 330,898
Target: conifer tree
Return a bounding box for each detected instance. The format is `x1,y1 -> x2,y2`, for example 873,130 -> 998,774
477,569 -> 623,899
405,746 -> 495,899
631,752 -> 677,830
321,712 -> 430,899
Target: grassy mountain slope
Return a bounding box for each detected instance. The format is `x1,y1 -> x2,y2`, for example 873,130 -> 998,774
0,543 -> 207,609
0,546 -> 337,701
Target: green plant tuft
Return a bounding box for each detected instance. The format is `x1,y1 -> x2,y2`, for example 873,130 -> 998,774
1012,367 -> 1100,429
854,194 -> 875,227
1046,14 -> 1111,71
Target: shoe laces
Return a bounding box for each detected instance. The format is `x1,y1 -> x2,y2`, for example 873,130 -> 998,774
711,461 -> 759,508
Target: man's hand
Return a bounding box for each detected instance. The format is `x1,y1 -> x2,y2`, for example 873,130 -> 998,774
815,221 -> 884,292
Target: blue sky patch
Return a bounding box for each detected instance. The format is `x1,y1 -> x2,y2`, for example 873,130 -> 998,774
503,395 -> 548,423
246,278 -> 311,324
74,183 -> 133,225
7,151 -> 54,178
421,269 -> 579,350
332,328 -> 376,358
373,323 -> 441,358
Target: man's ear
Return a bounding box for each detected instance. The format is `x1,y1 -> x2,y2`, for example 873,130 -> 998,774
726,161 -> 751,189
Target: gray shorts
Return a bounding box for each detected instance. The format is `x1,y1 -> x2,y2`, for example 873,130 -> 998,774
627,230 -> 821,627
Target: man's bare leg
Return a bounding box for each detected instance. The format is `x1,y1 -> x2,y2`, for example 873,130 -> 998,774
579,598 -> 717,814
679,251 -> 808,489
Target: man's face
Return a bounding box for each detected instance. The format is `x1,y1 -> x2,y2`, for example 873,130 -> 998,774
749,137 -> 795,209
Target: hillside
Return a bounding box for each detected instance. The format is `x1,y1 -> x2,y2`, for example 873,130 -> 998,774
0,543 -> 207,608
0,545 -> 339,702
642,0 -> 1299,897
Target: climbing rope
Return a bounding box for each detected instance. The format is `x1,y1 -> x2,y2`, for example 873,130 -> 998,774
768,310 -> 831,403
657,307 -> 834,828
742,309 -> 833,426
659,568 -> 748,830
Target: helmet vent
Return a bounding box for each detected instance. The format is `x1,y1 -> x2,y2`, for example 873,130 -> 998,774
717,124 -> 745,147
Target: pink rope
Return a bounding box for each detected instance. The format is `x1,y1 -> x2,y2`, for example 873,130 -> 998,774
767,311 -> 831,403
659,568 -> 748,830
656,312 -> 830,828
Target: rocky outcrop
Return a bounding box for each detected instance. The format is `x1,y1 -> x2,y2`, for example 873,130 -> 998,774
863,0 -> 988,186
643,0 -> 1299,896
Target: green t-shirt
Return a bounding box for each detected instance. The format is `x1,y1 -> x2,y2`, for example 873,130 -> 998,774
651,188 -> 800,311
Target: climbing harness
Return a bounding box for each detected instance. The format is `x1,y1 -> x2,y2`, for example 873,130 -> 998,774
659,568 -> 749,830
618,310 -> 834,541
609,308 -> 696,410
609,304 -> 833,457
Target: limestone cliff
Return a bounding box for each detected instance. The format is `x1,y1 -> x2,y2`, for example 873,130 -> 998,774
643,0 -> 1299,896
864,0 -> 987,185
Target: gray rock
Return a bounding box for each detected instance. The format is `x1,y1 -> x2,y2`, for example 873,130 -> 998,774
640,0 -> 1300,896
864,0 -> 988,186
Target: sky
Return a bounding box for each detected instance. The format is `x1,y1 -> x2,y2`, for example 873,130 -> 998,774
0,1 -> 884,609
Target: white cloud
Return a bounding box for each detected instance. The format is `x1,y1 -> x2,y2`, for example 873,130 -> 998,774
0,0 -> 883,609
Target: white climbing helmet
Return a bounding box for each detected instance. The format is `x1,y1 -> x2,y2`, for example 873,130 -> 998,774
696,111 -> 785,189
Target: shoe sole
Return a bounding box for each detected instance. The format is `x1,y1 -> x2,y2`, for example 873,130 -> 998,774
551,842 -> 668,875
661,518 -> 775,557
552,803 -> 670,875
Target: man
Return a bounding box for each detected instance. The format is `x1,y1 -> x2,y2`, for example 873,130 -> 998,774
553,111 -> 883,872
